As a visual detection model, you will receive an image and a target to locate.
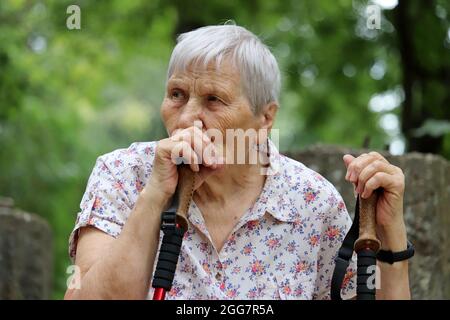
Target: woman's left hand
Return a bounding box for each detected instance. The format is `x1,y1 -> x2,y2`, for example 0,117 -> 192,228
343,151 -> 407,250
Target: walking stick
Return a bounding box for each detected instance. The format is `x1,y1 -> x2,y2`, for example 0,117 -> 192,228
354,192 -> 381,300
331,190 -> 382,300
152,166 -> 195,300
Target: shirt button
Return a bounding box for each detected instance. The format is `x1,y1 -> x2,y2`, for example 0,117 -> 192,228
215,272 -> 222,281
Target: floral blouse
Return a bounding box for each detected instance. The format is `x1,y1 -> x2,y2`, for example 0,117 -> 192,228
69,140 -> 357,300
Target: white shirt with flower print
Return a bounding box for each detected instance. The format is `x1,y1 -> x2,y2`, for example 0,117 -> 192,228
69,140 -> 357,300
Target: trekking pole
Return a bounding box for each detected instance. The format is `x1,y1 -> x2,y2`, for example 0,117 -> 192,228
152,166 -> 195,300
354,192 -> 381,300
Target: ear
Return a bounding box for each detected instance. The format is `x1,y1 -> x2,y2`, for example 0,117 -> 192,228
258,102 -> 278,131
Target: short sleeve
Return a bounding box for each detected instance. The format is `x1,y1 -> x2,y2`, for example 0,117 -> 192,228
312,186 -> 357,300
68,155 -> 136,262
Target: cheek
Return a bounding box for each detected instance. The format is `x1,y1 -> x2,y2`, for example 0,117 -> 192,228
208,111 -> 235,131
207,103 -> 254,131
160,101 -> 179,133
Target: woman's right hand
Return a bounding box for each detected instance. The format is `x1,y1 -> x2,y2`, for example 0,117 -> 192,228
145,125 -> 223,201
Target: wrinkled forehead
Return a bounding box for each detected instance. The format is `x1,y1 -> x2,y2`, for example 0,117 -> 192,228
167,58 -> 241,88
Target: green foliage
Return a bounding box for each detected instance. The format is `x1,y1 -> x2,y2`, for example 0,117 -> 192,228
0,0 -> 448,299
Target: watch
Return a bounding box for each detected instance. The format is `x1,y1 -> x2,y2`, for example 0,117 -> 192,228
376,240 -> 415,264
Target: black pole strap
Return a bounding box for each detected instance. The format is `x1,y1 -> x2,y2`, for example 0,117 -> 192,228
330,197 -> 360,300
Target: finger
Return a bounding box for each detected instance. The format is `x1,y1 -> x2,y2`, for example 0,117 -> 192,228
169,129 -> 185,141
361,171 -> 399,199
346,153 -> 368,182
343,154 -> 355,167
172,128 -> 215,167
193,120 -> 203,128
170,127 -> 210,146
171,141 -> 200,172
170,128 -> 182,137
356,160 -> 397,194
192,125 -> 211,146
191,127 -> 217,167
203,144 -> 217,168
343,154 -> 355,180
347,152 -> 388,183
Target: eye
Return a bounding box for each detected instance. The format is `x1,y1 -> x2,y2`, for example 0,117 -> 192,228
206,95 -> 224,105
170,89 -> 186,101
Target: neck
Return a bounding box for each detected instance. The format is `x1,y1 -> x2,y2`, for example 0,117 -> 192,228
196,163 -> 265,205
193,164 -> 266,252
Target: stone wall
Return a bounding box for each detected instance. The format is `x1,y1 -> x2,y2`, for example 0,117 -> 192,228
0,198 -> 52,299
287,145 -> 450,299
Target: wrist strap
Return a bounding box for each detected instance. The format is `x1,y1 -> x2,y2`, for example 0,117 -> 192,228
376,240 -> 415,264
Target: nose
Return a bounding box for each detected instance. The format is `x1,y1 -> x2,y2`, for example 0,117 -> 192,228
177,96 -> 204,129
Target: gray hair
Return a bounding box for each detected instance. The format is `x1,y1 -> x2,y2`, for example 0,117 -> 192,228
167,24 -> 281,114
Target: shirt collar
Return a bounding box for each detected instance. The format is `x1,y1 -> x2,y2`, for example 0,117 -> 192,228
187,138 -> 298,231
242,139 -> 299,223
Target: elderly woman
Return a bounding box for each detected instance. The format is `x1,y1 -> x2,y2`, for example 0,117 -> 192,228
65,25 -> 410,300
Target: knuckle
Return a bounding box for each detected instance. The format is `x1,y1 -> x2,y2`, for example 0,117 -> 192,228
392,178 -> 405,192
158,139 -> 171,152
353,162 -> 362,172
374,171 -> 384,179
370,151 -> 387,162
181,140 -> 191,150
173,140 -> 189,154
372,159 -> 383,169
182,131 -> 192,140
371,172 -> 382,184
396,170 -> 405,184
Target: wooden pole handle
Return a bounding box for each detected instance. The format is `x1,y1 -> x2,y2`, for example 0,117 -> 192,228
354,192 -> 381,253
174,165 -> 196,230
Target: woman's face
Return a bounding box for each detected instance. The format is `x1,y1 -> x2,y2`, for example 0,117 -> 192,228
161,59 -> 264,136
160,59 -> 277,164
